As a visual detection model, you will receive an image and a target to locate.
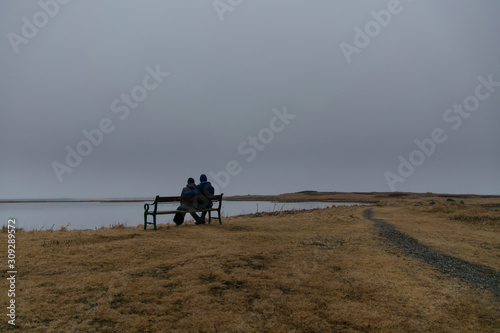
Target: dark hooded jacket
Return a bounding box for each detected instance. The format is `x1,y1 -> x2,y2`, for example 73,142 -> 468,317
180,182 -> 197,209
184,181 -> 215,209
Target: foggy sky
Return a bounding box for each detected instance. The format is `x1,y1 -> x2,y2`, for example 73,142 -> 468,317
1,0 -> 499,199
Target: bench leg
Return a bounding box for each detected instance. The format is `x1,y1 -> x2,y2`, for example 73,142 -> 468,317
208,211 -> 211,224
144,213 -> 148,230
153,215 -> 157,231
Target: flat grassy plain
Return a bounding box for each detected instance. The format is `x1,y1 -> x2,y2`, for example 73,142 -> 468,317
1,193 -> 499,332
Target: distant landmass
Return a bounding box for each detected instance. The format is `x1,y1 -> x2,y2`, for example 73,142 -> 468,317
1,191 -> 499,204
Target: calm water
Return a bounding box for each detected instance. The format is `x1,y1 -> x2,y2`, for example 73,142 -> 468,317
0,201 -> 368,230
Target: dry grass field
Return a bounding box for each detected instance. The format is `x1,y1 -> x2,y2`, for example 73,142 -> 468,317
1,193 -> 499,332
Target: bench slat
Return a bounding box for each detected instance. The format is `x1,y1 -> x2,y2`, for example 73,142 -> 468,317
155,195 -> 222,203
155,208 -> 219,215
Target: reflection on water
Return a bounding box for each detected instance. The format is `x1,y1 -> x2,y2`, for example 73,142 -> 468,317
0,200 -> 369,230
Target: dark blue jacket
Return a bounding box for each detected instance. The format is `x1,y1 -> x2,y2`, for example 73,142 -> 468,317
184,181 -> 215,209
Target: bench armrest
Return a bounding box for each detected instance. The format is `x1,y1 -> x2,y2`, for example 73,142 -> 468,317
144,195 -> 160,214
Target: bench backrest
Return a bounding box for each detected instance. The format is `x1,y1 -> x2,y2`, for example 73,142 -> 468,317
155,194 -> 223,203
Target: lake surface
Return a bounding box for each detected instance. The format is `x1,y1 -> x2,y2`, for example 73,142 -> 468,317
0,201 -> 368,230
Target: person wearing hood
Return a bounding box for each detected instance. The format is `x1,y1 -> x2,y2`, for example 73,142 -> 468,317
183,174 -> 215,224
173,177 -> 202,226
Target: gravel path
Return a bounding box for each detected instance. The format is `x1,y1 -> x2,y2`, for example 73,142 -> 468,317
364,208 -> 500,299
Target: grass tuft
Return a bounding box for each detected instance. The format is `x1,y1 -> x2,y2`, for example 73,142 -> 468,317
449,213 -> 500,225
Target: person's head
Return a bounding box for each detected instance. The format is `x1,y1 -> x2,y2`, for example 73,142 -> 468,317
187,177 -> 195,185
200,174 -> 207,183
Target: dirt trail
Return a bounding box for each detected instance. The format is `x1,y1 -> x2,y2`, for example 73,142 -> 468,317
364,208 -> 500,299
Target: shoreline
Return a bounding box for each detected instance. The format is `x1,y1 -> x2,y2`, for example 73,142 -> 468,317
2,191 -> 499,204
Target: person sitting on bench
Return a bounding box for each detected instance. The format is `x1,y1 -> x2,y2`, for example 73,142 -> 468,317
173,177 -> 202,226
183,174 -> 215,225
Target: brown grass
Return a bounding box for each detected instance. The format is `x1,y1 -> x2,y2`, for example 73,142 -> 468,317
1,200 -> 499,332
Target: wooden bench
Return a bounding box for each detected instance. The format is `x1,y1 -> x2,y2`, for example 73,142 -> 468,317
144,194 -> 223,230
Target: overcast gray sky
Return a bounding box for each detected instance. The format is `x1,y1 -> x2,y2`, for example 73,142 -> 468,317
1,0 -> 499,199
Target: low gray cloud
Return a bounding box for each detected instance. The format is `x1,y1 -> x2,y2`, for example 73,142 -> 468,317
1,0 -> 499,199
